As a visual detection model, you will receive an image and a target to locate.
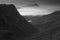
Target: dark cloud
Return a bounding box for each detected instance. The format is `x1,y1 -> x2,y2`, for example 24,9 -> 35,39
21,0 -> 60,5
38,0 -> 60,5
0,0 -> 60,5
0,0 -> 60,7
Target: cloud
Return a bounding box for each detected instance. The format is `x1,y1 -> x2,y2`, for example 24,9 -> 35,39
38,0 -> 60,5
0,0 -> 60,6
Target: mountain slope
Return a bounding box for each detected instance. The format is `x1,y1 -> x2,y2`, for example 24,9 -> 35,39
0,4 -> 39,40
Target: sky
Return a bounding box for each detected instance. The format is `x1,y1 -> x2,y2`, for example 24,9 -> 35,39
0,0 -> 60,16
17,7 -> 54,16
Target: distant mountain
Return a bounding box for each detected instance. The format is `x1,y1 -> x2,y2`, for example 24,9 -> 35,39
24,10 -> 60,27
30,10 -> 60,32
23,10 -> 60,40
39,10 -> 60,40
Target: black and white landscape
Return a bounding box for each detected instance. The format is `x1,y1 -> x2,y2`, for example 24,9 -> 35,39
0,0 -> 60,40
0,4 -> 60,40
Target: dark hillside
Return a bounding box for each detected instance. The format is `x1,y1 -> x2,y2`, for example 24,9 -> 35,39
0,4 -> 60,40
34,10 -> 60,40
0,4 -> 39,40
24,10 -> 60,40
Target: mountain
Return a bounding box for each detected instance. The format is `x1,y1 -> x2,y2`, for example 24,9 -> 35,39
24,10 -> 60,40
0,4 -> 60,40
24,11 -> 60,32
34,10 -> 60,40
23,11 -> 60,32
39,10 -> 60,40
0,4 -> 39,40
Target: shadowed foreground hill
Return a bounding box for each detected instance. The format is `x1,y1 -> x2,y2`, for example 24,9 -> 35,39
0,4 -> 39,40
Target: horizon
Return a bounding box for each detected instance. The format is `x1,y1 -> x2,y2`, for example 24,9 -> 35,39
17,7 -> 55,16
0,0 -> 60,16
